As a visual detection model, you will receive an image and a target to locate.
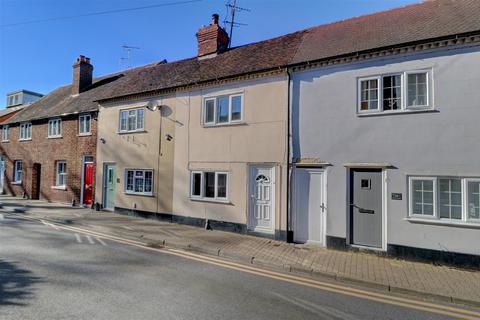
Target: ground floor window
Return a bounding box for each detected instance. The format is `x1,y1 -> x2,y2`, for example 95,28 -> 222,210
55,161 -> 67,187
409,176 -> 480,222
13,160 -> 22,183
125,169 -> 153,195
190,171 -> 228,201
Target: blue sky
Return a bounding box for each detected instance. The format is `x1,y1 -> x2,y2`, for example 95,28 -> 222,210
0,0 -> 418,108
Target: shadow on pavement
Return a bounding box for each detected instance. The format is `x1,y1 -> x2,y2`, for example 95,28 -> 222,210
0,259 -> 43,307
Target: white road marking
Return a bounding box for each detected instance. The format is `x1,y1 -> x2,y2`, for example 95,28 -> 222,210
0,213 -> 4,220
75,233 -> 82,243
95,237 -> 107,246
86,235 -> 95,244
122,226 -> 134,230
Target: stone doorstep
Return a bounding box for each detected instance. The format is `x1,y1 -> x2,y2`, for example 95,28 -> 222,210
12,211 -> 480,309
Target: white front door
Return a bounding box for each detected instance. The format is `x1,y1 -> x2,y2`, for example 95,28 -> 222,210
294,168 -> 325,245
249,165 -> 275,234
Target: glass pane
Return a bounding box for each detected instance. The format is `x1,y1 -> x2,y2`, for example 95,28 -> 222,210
136,109 -> 144,129
423,190 -> 433,204
120,112 -> 127,131
217,96 -> 229,123
204,172 -> 215,198
205,100 -> 215,123
468,181 -> 480,219
439,203 -> 450,219
423,204 -> 434,216
85,117 -> 91,133
128,110 -> 136,130
217,173 -> 227,198
231,96 -> 242,121
192,173 -> 202,196
451,206 -> 462,220
144,171 -> 152,192
408,73 -> 428,107
127,171 -> 134,191
135,178 -> 144,192
451,179 -> 461,192
413,203 -> 423,215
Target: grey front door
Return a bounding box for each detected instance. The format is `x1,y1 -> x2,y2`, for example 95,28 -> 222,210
350,169 -> 383,248
103,164 -> 116,210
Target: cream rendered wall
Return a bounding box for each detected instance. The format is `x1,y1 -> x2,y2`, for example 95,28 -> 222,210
172,74 -> 289,233
95,95 -> 176,214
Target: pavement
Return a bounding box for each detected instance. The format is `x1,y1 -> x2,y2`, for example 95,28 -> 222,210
1,196 -> 479,308
2,213 -> 473,320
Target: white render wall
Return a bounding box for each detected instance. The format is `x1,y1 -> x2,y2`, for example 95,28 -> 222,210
291,45 -> 480,255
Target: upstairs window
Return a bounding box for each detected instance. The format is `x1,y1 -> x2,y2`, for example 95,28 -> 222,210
119,108 -> 144,133
190,171 -> 228,201
125,169 -> 153,195
358,70 -> 430,114
19,122 -> 32,140
13,160 -> 22,183
55,161 -> 67,187
79,114 -> 91,135
2,125 -> 9,142
48,119 -> 62,138
203,94 -> 243,126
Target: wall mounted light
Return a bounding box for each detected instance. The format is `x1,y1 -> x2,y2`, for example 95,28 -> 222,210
165,134 -> 173,141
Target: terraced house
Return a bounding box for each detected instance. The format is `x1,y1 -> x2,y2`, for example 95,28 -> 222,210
94,14 -> 295,239
94,0 -> 479,265
0,56 -> 122,205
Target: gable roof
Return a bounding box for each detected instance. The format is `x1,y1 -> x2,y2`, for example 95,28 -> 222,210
5,0 -> 480,124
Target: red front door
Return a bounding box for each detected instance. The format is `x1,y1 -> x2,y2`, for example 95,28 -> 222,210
83,163 -> 94,205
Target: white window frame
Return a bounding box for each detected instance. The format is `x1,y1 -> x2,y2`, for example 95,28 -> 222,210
2,125 -> 9,142
357,70 -> 431,114
190,171 -> 229,202
409,177 -> 437,219
124,168 -> 153,196
202,93 -> 244,126
357,76 -> 380,113
405,70 -> 430,109
408,176 -> 480,224
465,178 -> 480,222
48,118 -> 62,138
78,114 -> 92,136
13,160 -> 22,183
118,108 -> 145,133
19,122 -> 32,140
55,161 -> 67,188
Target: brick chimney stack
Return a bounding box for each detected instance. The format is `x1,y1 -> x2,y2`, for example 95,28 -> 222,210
72,55 -> 93,95
196,14 -> 230,57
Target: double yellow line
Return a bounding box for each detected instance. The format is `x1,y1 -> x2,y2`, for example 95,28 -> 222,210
23,216 -> 480,319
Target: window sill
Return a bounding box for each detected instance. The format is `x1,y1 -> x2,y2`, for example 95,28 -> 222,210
357,108 -> 438,117
124,192 -> 154,197
405,217 -> 480,229
19,139 -> 32,142
2,140 -> 9,143
48,136 -> 63,139
51,186 -> 67,190
189,197 -> 231,205
117,130 -> 146,135
11,181 -> 22,185
203,122 -> 246,128
78,133 -> 92,137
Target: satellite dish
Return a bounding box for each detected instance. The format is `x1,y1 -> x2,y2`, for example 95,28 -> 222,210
146,101 -> 159,111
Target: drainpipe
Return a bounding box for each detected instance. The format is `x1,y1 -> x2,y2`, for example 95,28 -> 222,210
286,68 -> 294,243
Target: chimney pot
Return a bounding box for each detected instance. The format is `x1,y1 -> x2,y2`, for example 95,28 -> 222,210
212,13 -> 219,25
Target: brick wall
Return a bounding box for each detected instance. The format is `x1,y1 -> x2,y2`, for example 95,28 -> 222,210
0,113 -> 97,205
